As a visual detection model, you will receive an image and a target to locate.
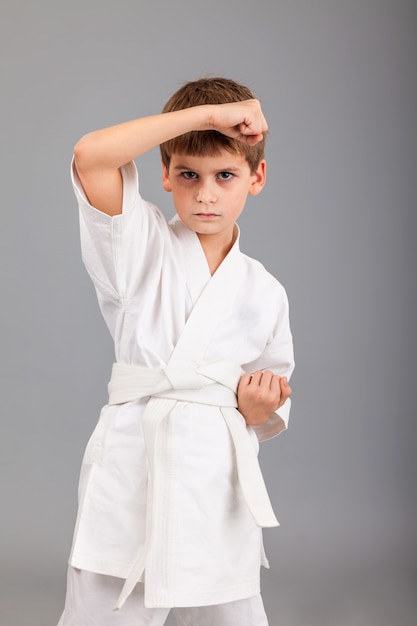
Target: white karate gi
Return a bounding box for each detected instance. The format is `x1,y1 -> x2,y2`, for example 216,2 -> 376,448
58,568 -> 269,625
65,160 -> 294,612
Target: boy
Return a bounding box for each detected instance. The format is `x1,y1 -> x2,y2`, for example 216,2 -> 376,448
57,77 -> 294,626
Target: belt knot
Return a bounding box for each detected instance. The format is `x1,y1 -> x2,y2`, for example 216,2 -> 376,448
162,366 -> 206,390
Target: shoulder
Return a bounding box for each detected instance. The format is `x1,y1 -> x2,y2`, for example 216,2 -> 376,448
73,158 -> 167,227
240,252 -> 288,302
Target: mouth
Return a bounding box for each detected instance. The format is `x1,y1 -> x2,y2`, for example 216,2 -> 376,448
194,212 -> 220,219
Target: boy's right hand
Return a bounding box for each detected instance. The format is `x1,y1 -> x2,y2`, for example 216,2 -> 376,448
205,99 -> 268,146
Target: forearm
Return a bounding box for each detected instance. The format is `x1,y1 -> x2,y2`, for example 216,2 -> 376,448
74,106 -> 212,171
72,99 -> 266,216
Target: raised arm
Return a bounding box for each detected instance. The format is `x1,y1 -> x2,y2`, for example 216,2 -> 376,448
73,100 -> 267,216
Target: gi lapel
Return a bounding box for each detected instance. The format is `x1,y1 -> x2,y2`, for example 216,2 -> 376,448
168,218 -> 245,366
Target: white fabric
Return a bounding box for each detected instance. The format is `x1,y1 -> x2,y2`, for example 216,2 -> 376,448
57,567 -> 269,625
68,160 -> 294,609
107,361 -> 278,609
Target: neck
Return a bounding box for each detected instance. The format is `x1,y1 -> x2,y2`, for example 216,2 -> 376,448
197,226 -> 237,275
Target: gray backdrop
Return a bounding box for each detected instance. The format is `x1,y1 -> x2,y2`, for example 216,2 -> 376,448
1,1 -> 416,625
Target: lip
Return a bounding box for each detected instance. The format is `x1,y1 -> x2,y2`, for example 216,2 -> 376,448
194,213 -> 220,219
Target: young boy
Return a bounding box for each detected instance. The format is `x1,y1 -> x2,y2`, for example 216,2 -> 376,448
57,77 -> 294,626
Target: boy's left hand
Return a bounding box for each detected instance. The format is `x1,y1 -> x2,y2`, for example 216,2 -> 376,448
237,371 -> 291,426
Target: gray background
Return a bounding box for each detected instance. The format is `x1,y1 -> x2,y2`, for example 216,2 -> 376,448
1,1 -> 416,624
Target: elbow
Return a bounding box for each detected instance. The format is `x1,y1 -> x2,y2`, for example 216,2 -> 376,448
73,132 -> 101,173
73,134 -> 91,173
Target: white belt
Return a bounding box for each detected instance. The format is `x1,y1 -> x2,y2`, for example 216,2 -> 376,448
108,360 -> 279,610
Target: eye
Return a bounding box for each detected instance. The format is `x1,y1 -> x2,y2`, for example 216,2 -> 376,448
217,171 -> 234,181
181,171 -> 198,180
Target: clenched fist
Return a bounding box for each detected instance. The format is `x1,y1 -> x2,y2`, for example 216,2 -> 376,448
237,370 -> 291,426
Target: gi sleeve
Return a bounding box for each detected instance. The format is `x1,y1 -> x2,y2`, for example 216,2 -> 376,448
71,158 -> 168,305
245,285 -> 295,442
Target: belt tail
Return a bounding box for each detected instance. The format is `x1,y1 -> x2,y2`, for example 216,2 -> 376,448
113,553 -> 146,611
114,397 -> 176,610
221,408 -> 279,528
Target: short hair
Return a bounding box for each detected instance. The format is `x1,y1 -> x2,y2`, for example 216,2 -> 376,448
160,77 -> 266,173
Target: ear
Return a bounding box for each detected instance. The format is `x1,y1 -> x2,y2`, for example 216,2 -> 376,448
249,160 -> 266,196
161,162 -> 172,192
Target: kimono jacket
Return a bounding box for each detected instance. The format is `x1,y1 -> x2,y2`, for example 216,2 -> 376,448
68,160 -> 295,609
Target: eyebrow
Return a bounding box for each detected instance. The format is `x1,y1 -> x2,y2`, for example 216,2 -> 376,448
173,164 -> 242,172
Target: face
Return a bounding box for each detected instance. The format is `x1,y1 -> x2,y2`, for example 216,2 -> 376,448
162,150 -> 266,248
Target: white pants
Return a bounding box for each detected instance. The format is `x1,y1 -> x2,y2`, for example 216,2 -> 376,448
57,567 -> 269,626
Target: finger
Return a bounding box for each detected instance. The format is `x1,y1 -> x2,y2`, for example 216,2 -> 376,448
238,373 -> 253,388
239,121 -> 262,136
244,133 -> 264,145
259,370 -> 274,388
241,108 -> 267,134
239,119 -> 265,137
278,377 -> 292,406
282,377 -> 292,396
234,130 -> 263,145
249,370 -> 263,385
270,374 -> 281,394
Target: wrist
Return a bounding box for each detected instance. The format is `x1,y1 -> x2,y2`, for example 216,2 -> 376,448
192,104 -> 218,132
239,407 -> 271,426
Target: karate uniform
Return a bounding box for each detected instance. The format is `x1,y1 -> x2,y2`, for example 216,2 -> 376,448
60,160 -> 294,620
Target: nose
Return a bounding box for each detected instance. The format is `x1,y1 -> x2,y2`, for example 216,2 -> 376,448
196,182 -> 217,204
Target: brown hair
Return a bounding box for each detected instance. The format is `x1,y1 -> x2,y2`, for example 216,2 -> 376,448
160,77 -> 266,173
